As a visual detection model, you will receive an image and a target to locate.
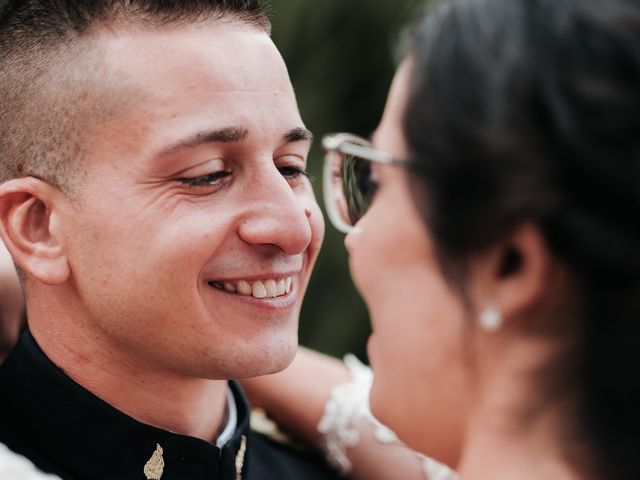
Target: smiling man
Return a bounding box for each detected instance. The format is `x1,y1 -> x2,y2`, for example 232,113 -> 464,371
0,1 -> 335,479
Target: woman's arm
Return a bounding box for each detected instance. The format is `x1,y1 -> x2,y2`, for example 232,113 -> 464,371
241,348 -> 445,480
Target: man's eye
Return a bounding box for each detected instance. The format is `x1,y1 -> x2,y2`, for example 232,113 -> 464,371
278,166 -> 311,180
179,171 -> 230,188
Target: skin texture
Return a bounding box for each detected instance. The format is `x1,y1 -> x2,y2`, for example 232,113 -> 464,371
344,61 -> 469,466
0,22 -> 324,441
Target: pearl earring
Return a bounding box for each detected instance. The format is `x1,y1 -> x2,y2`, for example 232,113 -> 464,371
479,305 -> 502,332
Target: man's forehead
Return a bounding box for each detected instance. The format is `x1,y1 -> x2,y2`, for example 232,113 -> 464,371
95,21 -> 281,73
78,20 -> 302,153
91,22 -> 294,106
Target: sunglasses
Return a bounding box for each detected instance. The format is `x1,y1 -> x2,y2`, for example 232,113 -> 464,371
322,133 -> 422,233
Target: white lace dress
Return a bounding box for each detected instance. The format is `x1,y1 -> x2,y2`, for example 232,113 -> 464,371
318,355 -> 458,480
0,443 -> 60,479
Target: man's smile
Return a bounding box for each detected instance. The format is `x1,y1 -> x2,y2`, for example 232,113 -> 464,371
208,276 -> 294,299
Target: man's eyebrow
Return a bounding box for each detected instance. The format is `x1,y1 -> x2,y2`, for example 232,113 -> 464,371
283,127 -> 313,144
160,126 -> 249,156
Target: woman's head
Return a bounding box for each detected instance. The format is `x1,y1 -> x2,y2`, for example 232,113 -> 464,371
325,0 -> 640,476
403,0 -> 640,476
335,61 -> 471,466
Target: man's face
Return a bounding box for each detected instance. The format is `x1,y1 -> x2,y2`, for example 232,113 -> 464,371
61,23 -> 324,379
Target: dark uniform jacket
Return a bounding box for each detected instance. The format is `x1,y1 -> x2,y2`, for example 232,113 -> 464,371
0,330 -> 343,480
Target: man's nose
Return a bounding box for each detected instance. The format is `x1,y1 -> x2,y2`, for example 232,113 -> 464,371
237,171 -> 312,255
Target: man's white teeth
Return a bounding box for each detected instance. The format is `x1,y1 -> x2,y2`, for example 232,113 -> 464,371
211,277 -> 293,298
237,280 -> 252,296
252,281 -> 268,299
264,279 -> 277,298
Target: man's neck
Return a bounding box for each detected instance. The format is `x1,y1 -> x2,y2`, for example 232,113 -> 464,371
28,312 -> 229,442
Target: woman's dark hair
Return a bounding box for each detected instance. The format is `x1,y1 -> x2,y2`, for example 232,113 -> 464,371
404,0 -> 640,478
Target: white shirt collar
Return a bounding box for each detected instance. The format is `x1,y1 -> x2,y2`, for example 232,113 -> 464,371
215,386 -> 237,448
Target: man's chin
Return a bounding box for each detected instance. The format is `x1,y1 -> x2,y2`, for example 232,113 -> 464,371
231,340 -> 298,380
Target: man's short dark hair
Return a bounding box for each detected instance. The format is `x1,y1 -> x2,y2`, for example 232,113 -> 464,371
0,0 -> 270,192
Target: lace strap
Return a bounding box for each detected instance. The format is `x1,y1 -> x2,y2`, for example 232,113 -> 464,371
317,354 -> 458,480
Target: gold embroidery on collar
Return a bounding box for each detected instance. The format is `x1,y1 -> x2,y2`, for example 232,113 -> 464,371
144,444 -> 165,480
235,435 -> 247,480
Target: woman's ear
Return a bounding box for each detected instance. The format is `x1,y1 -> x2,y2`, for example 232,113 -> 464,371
0,177 -> 70,285
469,223 -> 554,327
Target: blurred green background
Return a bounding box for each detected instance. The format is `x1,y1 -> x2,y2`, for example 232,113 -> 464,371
268,0 -> 424,360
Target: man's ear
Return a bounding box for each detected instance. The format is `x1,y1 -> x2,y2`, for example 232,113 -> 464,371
468,223 -> 554,326
0,177 -> 70,285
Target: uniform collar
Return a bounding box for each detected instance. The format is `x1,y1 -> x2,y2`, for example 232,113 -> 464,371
216,387 -> 238,448
0,330 -> 251,480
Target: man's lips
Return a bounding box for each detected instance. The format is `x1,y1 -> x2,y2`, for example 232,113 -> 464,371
208,275 -> 294,299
